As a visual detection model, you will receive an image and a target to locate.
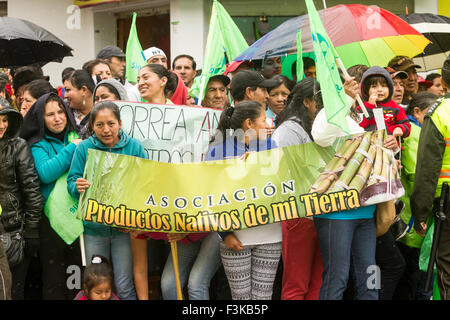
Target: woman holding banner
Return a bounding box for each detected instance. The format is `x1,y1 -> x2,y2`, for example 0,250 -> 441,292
67,101 -> 147,300
137,64 -> 178,105
206,100 -> 282,300
21,92 -> 82,300
271,77 -> 323,300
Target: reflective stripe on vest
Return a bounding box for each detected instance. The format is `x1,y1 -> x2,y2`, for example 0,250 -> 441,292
446,138 -> 450,147
440,169 -> 450,179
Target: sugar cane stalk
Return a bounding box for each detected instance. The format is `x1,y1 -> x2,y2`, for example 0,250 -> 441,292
310,135 -> 362,193
328,131 -> 373,193
367,131 -> 384,186
348,140 -> 377,193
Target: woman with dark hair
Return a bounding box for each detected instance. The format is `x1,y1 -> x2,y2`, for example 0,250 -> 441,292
83,59 -> 112,84
265,75 -> 295,126
274,77 -> 322,142
271,77 -> 323,300
20,79 -> 57,117
64,69 -> 95,139
21,92 -> 82,299
67,101 -> 146,300
307,77 -> 391,300
0,97 -> 43,300
137,64 -> 177,104
206,100 -> 281,300
93,79 -> 128,105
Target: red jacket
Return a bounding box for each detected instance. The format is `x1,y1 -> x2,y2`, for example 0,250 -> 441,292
357,100 -> 411,137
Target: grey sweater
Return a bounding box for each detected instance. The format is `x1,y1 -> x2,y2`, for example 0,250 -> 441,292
272,117 -> 312,147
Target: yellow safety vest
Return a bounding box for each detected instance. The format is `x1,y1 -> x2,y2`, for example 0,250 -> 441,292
429,97 -> 450,198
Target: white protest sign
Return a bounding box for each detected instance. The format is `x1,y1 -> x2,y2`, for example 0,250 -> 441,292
373,107 -> 386,131
116,101 -> 222,163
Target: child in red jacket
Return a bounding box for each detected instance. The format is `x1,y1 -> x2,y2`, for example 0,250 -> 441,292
358,66 -> 411,148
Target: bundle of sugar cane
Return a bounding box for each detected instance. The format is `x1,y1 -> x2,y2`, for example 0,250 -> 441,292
366,130 -> 385,187
360,130 -> 407,205
309,134 -> 363,194
328,131 -> 373,193
348,132 -> 377,193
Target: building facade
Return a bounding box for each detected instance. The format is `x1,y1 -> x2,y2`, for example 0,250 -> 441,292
3,0 -> 449,87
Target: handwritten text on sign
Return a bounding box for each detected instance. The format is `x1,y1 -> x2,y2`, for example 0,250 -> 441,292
117,102 -> 222,163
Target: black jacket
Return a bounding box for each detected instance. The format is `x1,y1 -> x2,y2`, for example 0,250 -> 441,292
0,103 -> 43,238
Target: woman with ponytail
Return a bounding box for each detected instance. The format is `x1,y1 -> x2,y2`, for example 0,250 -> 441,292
137,64 -> 177,104
206,100 -> 282,300
271,77 -> 324,300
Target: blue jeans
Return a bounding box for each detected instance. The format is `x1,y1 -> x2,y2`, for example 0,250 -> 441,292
161,232 -> 221,300
84,232 -> 136,300
314,218 -> 378,300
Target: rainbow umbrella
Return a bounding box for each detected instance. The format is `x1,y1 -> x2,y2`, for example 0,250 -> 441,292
234,4 -> 430,69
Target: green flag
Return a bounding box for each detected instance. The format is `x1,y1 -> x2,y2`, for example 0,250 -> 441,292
296,29 -> 304,82
44,173 -> 83,245
189,0 -> 248,103
125,12 -> 146,84
305,0 -> 349,134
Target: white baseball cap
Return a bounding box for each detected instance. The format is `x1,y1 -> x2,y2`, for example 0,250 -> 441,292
142,47 -> 167,62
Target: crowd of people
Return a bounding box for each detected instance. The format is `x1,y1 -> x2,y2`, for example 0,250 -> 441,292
0,39 -> 449,301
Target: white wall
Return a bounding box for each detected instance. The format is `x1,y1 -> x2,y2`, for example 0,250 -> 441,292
7,0 -> 96,87
94,11 -> 117,56
414,0 -> 438,14
170,0 -> 209,69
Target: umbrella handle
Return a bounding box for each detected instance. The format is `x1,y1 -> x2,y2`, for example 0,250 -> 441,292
336,57 -> 369,119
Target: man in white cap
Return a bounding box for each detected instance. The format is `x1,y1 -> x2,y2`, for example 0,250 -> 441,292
142,47 -> 168,69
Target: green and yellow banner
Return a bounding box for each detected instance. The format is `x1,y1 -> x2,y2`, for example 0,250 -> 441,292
77,130 -> 404,233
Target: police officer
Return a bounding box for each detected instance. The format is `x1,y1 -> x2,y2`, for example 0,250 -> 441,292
411,55 -> 450,299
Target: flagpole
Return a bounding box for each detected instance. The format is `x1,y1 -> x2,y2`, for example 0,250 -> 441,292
335,57 -> 369,118
80,233 -> 86,266
197,76 -> 206,106
170,241 -> 183,300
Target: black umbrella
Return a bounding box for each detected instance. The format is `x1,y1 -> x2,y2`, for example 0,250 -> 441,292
399,13 -> 450,71
0,17 -> 73,68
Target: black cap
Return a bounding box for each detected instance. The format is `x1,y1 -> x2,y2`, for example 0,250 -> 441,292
230,70 -> 278,99
208,74 -> 230,87
97,45 -> 126,60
